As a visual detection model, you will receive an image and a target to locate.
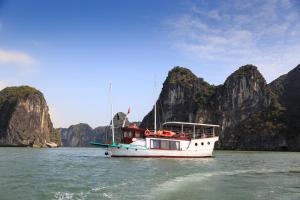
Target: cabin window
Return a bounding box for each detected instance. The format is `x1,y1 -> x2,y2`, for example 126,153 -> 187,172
151,140 -> 160,149
124,131 -> 133,138
128,131 -> 133,138
161,140 -> 169,150
135,132 -> 140,138
170,141 -> 180,150
150,140 -> 180,150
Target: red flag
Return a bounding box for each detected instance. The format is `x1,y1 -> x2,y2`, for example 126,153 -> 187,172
127,107 -> 131,114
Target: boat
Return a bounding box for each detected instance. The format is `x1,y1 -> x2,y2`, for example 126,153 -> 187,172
45,141 -> 58,148
90,84 -> 220,158
91,121 -> 219,158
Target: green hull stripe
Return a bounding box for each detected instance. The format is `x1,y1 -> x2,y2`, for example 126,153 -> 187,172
89,141 -> 119,148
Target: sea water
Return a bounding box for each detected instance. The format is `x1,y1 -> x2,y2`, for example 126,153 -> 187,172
0,148 -> 299,200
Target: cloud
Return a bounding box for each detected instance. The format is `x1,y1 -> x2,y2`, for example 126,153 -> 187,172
0,49 -> 36,66
0,80 -> 7,90
168,0 -> 300,82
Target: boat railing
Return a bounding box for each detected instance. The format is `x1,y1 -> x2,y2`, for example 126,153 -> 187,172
145,130 -> 217,139
180,131 -> 216,139
195,132 -> 216,138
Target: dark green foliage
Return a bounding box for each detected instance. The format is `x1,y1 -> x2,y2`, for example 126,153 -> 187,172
166,66 -> 199,85
0,86 -> 43,106
240,84 -> 288,137
228,64 -> 267,83
166,67 -> 217,107
196,84 -> 216,106
241,106 -> 287,136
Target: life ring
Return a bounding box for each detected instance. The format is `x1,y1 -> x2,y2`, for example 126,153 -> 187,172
144,129 -> 151,137
179,132 -> 186,138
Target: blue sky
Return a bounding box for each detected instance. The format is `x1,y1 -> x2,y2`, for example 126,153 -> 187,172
0,0 -> 300,128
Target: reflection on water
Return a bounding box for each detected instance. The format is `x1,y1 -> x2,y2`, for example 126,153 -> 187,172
0,148 -> 299,200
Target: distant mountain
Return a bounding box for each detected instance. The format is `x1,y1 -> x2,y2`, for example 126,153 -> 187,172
60,112 -> 132,147
141,65 -> 300,151
0,86 -> 61,147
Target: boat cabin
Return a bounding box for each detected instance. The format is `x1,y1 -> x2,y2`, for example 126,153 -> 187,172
121,124 -> 145,144
121,122 -> 220,144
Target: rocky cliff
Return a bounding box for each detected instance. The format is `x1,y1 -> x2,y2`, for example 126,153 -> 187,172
60,123 -> 95,147
0,86 -> 61,147
141,67 -> 216,128
216,65 -> 287,150
269,65 -> 300,150
60,112 -> 130,147
141,65 -> 300,151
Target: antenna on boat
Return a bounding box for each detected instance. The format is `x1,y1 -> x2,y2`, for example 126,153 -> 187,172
109,83 -> 115,146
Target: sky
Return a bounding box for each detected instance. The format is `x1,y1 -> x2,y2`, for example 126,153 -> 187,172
0,0 -> 300,128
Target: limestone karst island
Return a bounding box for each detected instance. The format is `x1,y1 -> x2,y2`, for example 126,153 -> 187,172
1,65 -> 299,151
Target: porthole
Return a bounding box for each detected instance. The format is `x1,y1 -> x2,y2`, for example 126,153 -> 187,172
195,143 -> 198,146
201,142 -> 204,146
208,142 -> 210,145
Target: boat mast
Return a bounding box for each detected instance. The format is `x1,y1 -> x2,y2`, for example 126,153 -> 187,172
154,80 -> 157,133
110,83 -> 115,145
154,102 -> 157,133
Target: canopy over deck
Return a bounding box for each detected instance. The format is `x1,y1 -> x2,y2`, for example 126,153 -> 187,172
162,122 -> 220,128
121,124 -> 146,132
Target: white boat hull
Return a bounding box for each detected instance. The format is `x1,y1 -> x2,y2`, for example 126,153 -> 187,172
103,137 -> 219,158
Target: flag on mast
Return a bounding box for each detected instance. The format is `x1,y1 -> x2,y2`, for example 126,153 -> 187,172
127,107 -> 131,114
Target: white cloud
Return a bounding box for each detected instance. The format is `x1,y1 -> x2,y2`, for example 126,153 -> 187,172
0,80 -> 7,90
0,49 -> 36,66
168,0 -> 300,82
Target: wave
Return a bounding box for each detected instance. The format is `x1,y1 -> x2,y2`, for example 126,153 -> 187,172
53,186 -> 112,200
146,167 -> 299,199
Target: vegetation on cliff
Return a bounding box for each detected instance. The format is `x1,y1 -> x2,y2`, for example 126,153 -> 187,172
0,86 -> 43,103
165,66 -> 199,85
195,84 -> 216,106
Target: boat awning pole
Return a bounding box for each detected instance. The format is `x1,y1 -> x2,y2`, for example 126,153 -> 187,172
193,125 -> 195,139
